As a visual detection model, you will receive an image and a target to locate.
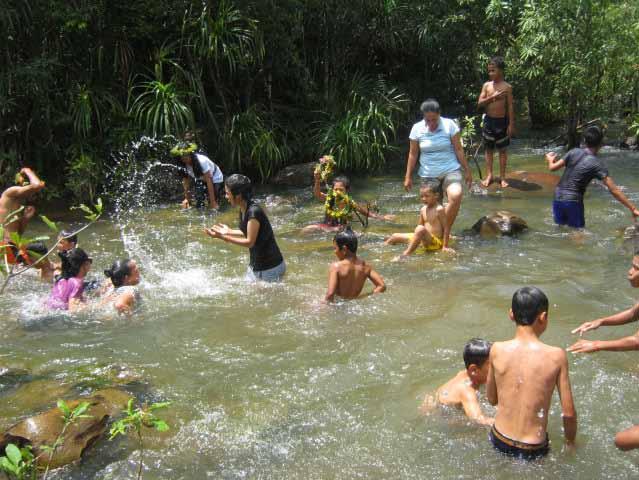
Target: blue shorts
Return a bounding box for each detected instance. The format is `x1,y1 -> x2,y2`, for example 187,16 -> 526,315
246,260 -> 286,283
552,200 -> 585,228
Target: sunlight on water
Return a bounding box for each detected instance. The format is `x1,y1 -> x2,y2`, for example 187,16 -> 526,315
2,144 -> 639,478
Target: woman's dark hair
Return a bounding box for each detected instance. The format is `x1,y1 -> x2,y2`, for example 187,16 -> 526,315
334,226 -> 358,254
332,175 -> 351,190
463,338 -> 492,368
584,126 -> 604,148
420,98 -> 440,114
58,248 -> 91,281
512,286 -> 549,326
180,152 -> 203,179
59,230 -> 78,245
104,259 -> 133,288
225,174 -> 253,202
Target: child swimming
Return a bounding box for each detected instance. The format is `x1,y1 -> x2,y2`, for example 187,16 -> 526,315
46,248 -> 92,312
385,181 -> 453,257
487,287 -> 577,460
420,338 -> 493,425
324,227 -> 385,302
303,164 -> 394,234
100,258 -> 141,314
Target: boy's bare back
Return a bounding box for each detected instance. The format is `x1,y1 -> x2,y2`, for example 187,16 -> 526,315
481,80 -> 512,118
488,338 -> 574,444
331,257 -> 373,299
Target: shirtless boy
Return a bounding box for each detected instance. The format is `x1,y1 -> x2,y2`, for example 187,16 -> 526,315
0,168 -> 45,240
569,253 -> 639,451
487,286 -> 577,459
385,182 -> 452,258
420,338 -> 493,425
477,56 -> 515,188
324,227 -> 385,302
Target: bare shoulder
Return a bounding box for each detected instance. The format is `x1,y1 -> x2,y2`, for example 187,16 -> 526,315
435,204 -> 445,214
502,81 -> 513,91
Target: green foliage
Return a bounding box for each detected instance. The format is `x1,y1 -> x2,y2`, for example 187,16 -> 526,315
130,79 -> 194,137
0,443 -> 36,480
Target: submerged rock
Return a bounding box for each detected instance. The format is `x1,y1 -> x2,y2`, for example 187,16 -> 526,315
0,388 -> 131,469
271,162 -> 315,186
470,211 -> 528,237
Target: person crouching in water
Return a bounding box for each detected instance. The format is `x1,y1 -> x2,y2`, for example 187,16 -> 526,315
324,227 -> 385,302
46,248 -> 92,312
303,169 -> 394,234
100,259 -> 141,314
385,181 -> 453,258
204,174 -> 286,282
171,141 -> 224,209
420,338 -> 493,425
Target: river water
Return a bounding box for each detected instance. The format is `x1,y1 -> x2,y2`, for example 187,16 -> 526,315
2,146 -> 639,479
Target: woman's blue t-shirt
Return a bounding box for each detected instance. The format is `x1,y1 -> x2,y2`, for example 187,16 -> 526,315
409,117 -> 460,177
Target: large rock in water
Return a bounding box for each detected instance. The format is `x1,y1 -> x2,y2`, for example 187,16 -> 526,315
271,162 -> 316,186
483,171 -> 559,193
0,388 -> 131,469
471,211 -> 528,237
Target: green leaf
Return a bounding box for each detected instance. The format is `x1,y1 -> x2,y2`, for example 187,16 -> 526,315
40,215 -> 59,232
72,401 -> 91,418
149,401 -> 171,411
57,399 -> 71,417
152,419 -> 169,432
5,443 -> 22,466
0,456 -> 17,474
30,236 -> 50,242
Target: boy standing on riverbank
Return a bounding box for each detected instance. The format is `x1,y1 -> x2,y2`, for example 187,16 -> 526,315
546,125 -> 639,228
324,228 -> 385,302
487,287 -> 577,459
478,57 -> 515,188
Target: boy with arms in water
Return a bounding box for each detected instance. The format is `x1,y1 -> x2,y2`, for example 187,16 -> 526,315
487,286 -> 577,459
324,227 -> 385,302
569,254 -> 639,451
420,338 -> 493,425
478,56 -> 515,188
385,182 -> 453,257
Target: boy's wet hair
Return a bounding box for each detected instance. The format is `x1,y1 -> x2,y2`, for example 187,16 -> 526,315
583,125 -> 604,148
225,174 -> 254,202
334,226 -> 358,254
512,286 -> 549,326
420,98 -> 440,114
420,181 -> 441,197
332,175 -> 351,190
105,258 -> 133,288
59,230 -> 78,246
463,338 -> 492,368
58,248 -> 91,281
489,56 -> 506,71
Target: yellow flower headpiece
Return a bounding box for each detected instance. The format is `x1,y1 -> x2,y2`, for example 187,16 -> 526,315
170,142 -> 198,157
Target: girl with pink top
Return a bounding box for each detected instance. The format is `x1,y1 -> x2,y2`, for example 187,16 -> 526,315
46,248 -> 92,312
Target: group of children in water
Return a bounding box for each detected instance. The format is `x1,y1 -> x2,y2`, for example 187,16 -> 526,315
3,56 -> 639,461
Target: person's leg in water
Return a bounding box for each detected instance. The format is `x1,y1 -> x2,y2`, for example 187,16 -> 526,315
482,148 -> 494,187
401,225 -> 434,257
384,233 -> 412,245
444,181 -> 463,234
498,148 -> 509,188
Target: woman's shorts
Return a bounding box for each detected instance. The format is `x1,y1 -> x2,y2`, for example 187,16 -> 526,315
246,260 -> 286,283
420,169 -> 462,195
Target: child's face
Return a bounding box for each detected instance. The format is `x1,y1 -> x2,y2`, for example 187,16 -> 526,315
333,241 -> 346,260
628,256 -> 639,288
487,63 -> 502,81
420,188 -> 439,206
125,260 -> 141,286
333,181 -> 347,195
57,238 -> 75,252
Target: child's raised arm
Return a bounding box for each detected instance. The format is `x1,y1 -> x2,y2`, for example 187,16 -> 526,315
367,266 -> 386,294
313,170 -> 326,201
545,152 -> 565,171
556,351 -> 577,445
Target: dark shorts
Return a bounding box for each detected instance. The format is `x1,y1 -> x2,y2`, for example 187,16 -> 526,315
553,200 -> 585,228
482,116 -> 510,150
194,180 -> 225,208
489,425 -> 549,460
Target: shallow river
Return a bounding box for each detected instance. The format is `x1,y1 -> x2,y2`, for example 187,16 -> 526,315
2,145 -> 639,479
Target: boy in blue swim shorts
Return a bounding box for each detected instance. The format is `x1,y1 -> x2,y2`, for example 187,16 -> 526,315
546,126 -> 639,228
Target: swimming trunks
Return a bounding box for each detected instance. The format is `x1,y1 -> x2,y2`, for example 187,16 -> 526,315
552,200 -> 585,228
489,425 -> 549,460
482,116 -> 510,150
408,233 -> 443,253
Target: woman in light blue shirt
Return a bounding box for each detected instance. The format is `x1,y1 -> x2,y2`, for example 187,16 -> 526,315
403,98 -> 472,234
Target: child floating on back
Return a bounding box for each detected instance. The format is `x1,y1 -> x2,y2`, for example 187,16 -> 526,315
385,182 -> 453,258
420,338 -> 493,425
487,286 -> 577,460
324,227 -> 385,302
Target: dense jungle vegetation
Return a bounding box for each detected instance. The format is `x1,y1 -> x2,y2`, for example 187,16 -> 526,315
1,0 -> 639,201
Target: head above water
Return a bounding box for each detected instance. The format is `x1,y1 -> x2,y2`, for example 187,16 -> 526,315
58,248 -> 92,281
225,174 -> 253,204
511,286 -> 549,326
488,56 -> 505,72
628,255 -> 639,288
583,125 -> 604,149
332,175 -> 351,193
463,338 -> 492,368
334,226 -> 358,255
104,258 -> 140,288
57,230 -> 78,252
420,181 -> 441,204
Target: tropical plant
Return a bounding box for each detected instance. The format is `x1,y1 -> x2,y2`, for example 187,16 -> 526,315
109,399 -> 170,480
0,443 -> 36,480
